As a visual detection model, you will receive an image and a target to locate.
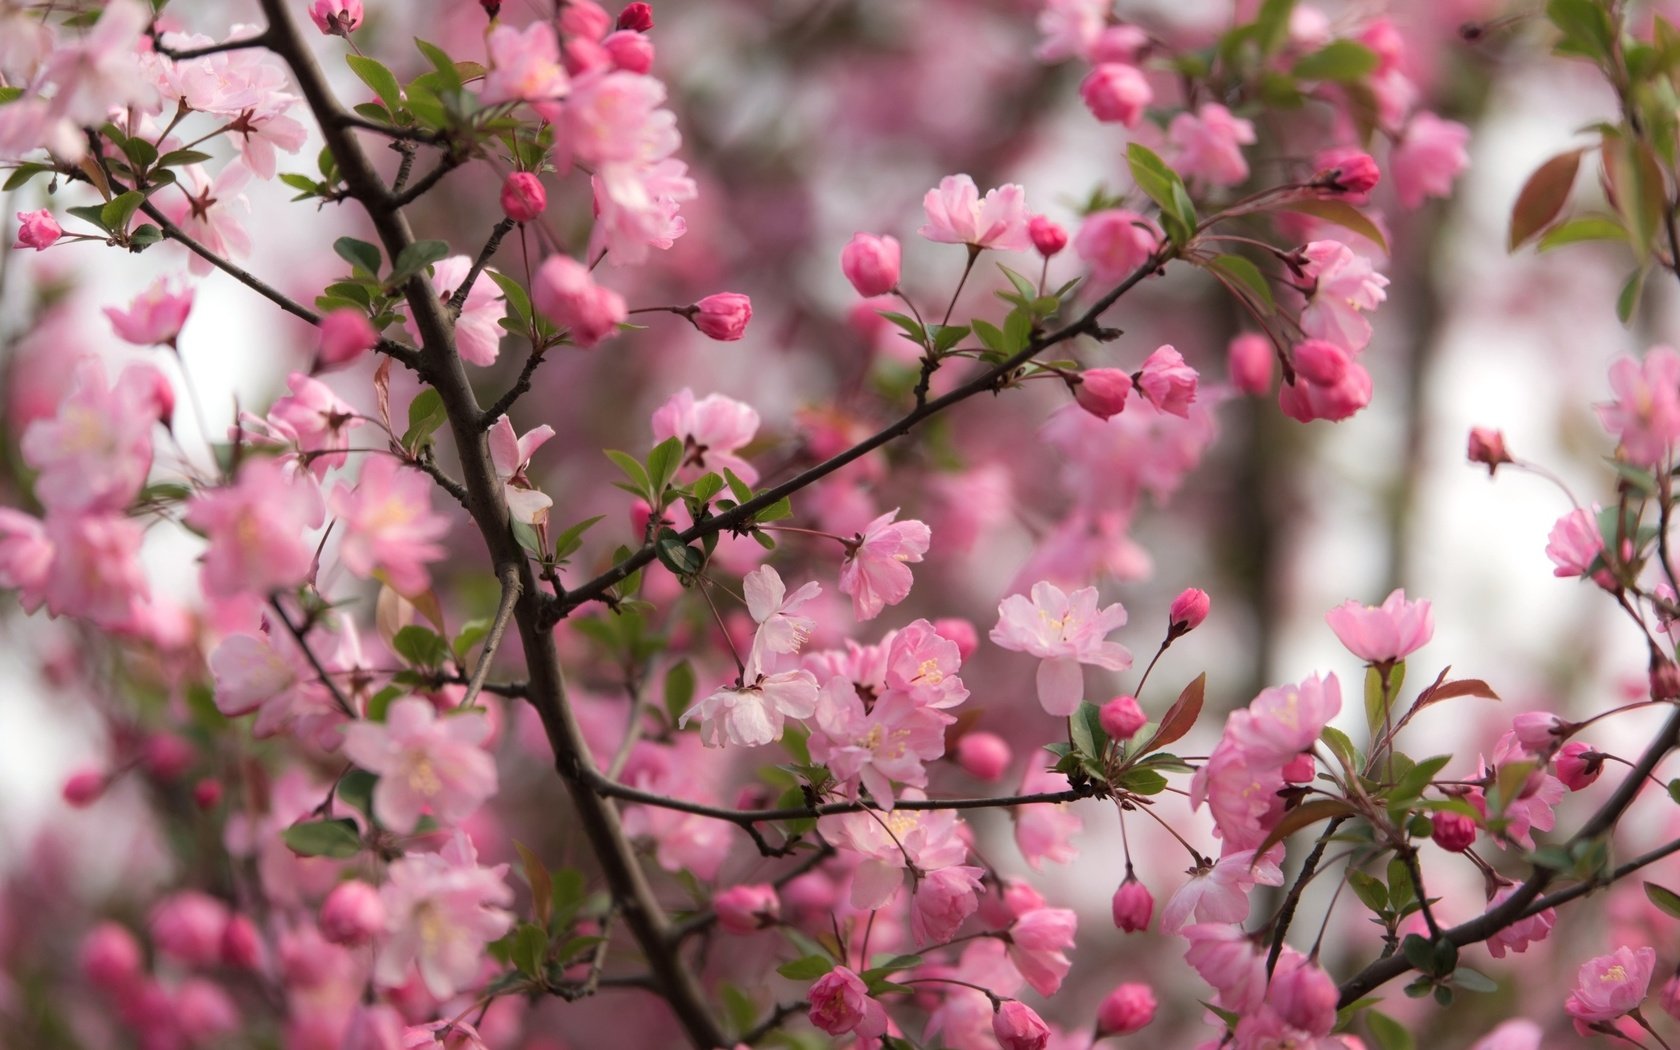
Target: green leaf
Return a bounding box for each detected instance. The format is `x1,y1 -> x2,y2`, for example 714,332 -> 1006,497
930,323 -> 971,354
1645,881 -> 1680,919
1547,0 -> 1617,63
1118,767 -> 1168,795
487,269 -> 533,325
1254,0 -> 1298,55
1452,967 -> 1498,993
1292,40 -> 1379,81
402,388 -> 447,452
723,468 -> 754,504
282,818 -> 362,858
337,769 -> 378,819
156,148 -> 213,169
1206,253 -> 1275,311
1126,143 -> 1194,245
365,685 -> 403,722
877,310 -> 927,348
1386,857 -> 1415,909
2,163 -> 52,191
347,54 -> 405,113
1275,199 -> 1389,252
553,515 -> 605,561
1069,702 -> 1107,760
414,37 -> 464,93
1365,1011 -> 1415,1050
389,239 -> 451,286
654,528 -> 704,577
1321,725 -> 1361,772
551,868 -> 587,927
512,922 -> 547,978
646,437 -> 683,498
1363,662 -> 1406,735
1255,797 -> 1354,855
664,661 -> 696,723
1400,934 -> 1435,973
607,450 -> 651,494
67,204 -> 110,233
1618,267 -> 1647,324
754,496 -> 793,524
393,625 -> 449,668
1388,754 -> 1451,806
998,265 -> 1038,302
334,236 -> 383,276
1537,214 -> 1627,251
776,955 -> 835,980
513,841 -> 553,929
1668,777 -> 1680,804
1509,149 -> 1585,250
1347,870 -> 1390,914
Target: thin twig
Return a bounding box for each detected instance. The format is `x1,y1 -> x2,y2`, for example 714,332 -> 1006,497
268,597 -> 356,718
154,32 -> 273,61
460,566 -> 521,709
449,218 -> 516,314
479,350 -> 547,428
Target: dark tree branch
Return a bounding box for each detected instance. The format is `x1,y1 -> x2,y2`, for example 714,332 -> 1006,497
479,350 -> 546,428
449,218 -> 515,314
459,565 -> 520,709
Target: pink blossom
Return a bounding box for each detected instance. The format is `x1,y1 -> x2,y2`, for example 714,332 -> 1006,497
912,865 -> 983,945
681,669 -> 819,747
375,834 -> 513,999
80,922 -> 142,991
1556,741 -> 1603,790
562,70 -> 675,167
265,371 -> 364,477
330,456 -> 450,596
1468,427 -> 1513,474
989,580 -> 1130,715
1015,765 -> 1081,869
956,732 -> 1011,780
402,1021 -> 488,1050
208,626 -> 329,736
1074,208 -> 1160,284
150,891 -> 231,968
186,457 -> 325,599
1160,847 -> 1284,933
692,292 -> 752,341
1278,360 -> 1373,423
1137,344 -> 1199,417
318,308 -> 377,370
824,793 -> 968,906
560,1 -> 613,41
1007,906 -> 1076,996
163,163 -> 253,277
1484,885 -> 1555,959
1469,1021 -> 1543,1050
488,414 -> 556,525
1074,368 -> 1131,419
918,174 -> 1033,251
532,255 -> 627,348
1546,505 -> 1607,580
1168,103 -> 1256,187
1171,587 -> 1210,631
1511,712 -> 1566,752
993,1000 -> 1051,1050
650,388 -> 761,484
342,698 -> 497,832
13,208 -> 60,250
1391,112 -> 1471,209
743,565 -> 821,672
839,508 -> 932,621
1097,983 -> 1156,1035
63,769 -> 106,807
1270,951 -> 1338,1036
618,3 -> 653,31
808,967 -> 888,1038
1080,63 -> 1151,127
39,0 -> 159,153
1567,946 -> 1655,1030
1431,810 -> 1477,852
1228,332 -> 1275,394
499,172 -> 547,222
841,233 -> 901,296
1597,347 -> 1680,466
883,618 -> 970,708
1325,589 -> 1433,663
319,880 -> 386,946
588,158 -> 696,266
1299,240 -> 1388,353
602,29 -> 654,73
1099,695 -> 1145,740
408,255 -> 507,367
308,0 -> 363,35
713,883 -> 779,934
1111,875 -> 1153,932
1034,0 -> 1107,61
1314,147 -> 1381,198
1029,215 -> 1068,257
40,512 -> 150,629
1183,922 -> 1269,1012
810,681 -> 947,805
0,508 -> 53,611
22,359 -> 165,514
480,22 -> 570,111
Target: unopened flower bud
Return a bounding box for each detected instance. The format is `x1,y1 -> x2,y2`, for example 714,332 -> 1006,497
602,29 -> 653,72
80,922 -> 143,992
932,617 -> 979,659
63,768 -> 107,808
1028,215 -> 1067,258
1097,982 -> 1157,1035
840,233 -> 901,297
1074,368 -> 1132,420
13,209 -> 62,251
713,884 -> 779,934
1169,587 -> 1210,633
320,881 -> 386,946
691,293 -> 752,341
563,35 -> 611,75
1468,427 -> 1512,475
220,914 -> 263,970
1110,876 -> 1153,932
150,891 -> 231,968
992,1000 -> 1051,1050
193,778 -> 223,809
1079,63 -> 1151,127
317,308 -> 377,370
1313,147 -> 1381,196
1099,695 -> 1146,740
955,731 -> 1012,781
617,2 -> 653,31
1292,338 -> 1349,386
500,172 -> 548,223
141,732 -> 194,782
1555,740 -> 1603,790
1431,809 -> 1477,852
1281,752 -> 1316,784
1228,332 -> 1275,395
559,0 -> 612,40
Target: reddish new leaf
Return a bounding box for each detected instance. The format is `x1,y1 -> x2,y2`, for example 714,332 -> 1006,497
1141,673 -> 1205,755
1509,148 -> 1584,251
1255,798 -> 1356,858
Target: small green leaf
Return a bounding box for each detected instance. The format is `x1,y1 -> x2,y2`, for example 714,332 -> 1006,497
347,53 -> 405,113
1451,967 -> 1498,993
334,236 -> 383,276
607,450 -> 651,493
1645,881 -> 1680,919
1365,1011 -> 1415,1050
402,389 -> 447,452
282,818 -> 362,858
337,769 -> 378,819
389,239 -> 451,286
1206,253 -> 1275,311
553,515 -> 605,561
664,661 -> 696,723
1276,199 -> 1389,252
512,921 -> 547,978
776,955 -> 835,980
393,625 -> 450,668
1347,870 -> 1390,914
1292,40 -> 1379,81
646,437 -> 684,498
1536,214 -> 1627,251
414,37 -> 464,93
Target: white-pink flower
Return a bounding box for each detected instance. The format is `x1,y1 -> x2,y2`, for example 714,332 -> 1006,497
680,670 -> 819,748
743,565 -> 820,673
1597,347 -> 1680,467
1299,240 -> 1389,353
989,580 -> 1131,715
21,359 -> 165,515
330,456 -> 450,596
374,834 -> 513,999
1566,945 -> 1655,1030
650,388 -> 761,485
488,415 -> 555,525
839,509 -> 932,621
403,256 -> 507,366
1167,103 -> 1256,187
104,277 -> 194,347
480,22 -> 570,113
1325,589 -> 1432,663
342,698 -> 497,832
918,174 -> 1033,252
1160,847 -> 1285,933
186,456 -> 325,600
531,254 -> 627,348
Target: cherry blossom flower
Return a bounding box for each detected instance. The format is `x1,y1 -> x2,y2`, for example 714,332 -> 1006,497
1597,347 -> 1680,467
912,865 -> 984,945
1484,885 -> 1555,959
1325,589 -> 1433,663
691,292 -> 752,341
680,669 -> 820,748
1168,103 -> 1256,186
1074,209 -> 1159,285
990,580 -> 1131,715
40,512 -> 150,630
403,256 -> 507,367
919,174 -> 1033,251
500,172 -> 547,222
402,1020 -> 488,1050
1566,945 -> 1655,1031
480,22 -> 570,114
825,795 -> 968,907
39,0 -> 159,156
308,0 -> 363,35
13,209 -> 60,250
808,967 -> 888,1039
1391,111 -> 1471,209
532,255 -> 626,349
1080,63 -> 1151,127
883,618 -> 970,708
1299,240 -> 1389,353
1228,332 -> 1275,394
209,626 -> 333,738
1160,847 -> 1284,933
1470,1021 -> 1543,1050
105,277 -> 194,348
1136,344 -> 1198,417
810,680 -> 947,805
563,69 -> 676,168
21,359 -> 165,514
993,999 -> 1052,1050
1034,0 -> 1107,61
0,509 -> 52,612
1546,505 -> 1608,580
588,157 -> 697,266
1097,983 -> 1156,1035
375,835 -> 513,999
841,233 -> 901,296
330,456 -> 450,596
1014,766 -> 1081,869
1007,906 -> 1077,996
743,565 -> 820,672
1110,876 -> 1153,932
1182,922 -> 1269,1012
162,163 -> 254,277
342,698 -> 497,832
1074,368 -> 1131,419
187,457 -> 325,600
839,509 -> 932,621
258,371 -> 363,477
1029,215 -> 1068,257
318,308 -> 377,370
488,415 -> 556,525
712,884 -> 778,934
650,388 -> 761,485
1278,358 -> 1373,423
